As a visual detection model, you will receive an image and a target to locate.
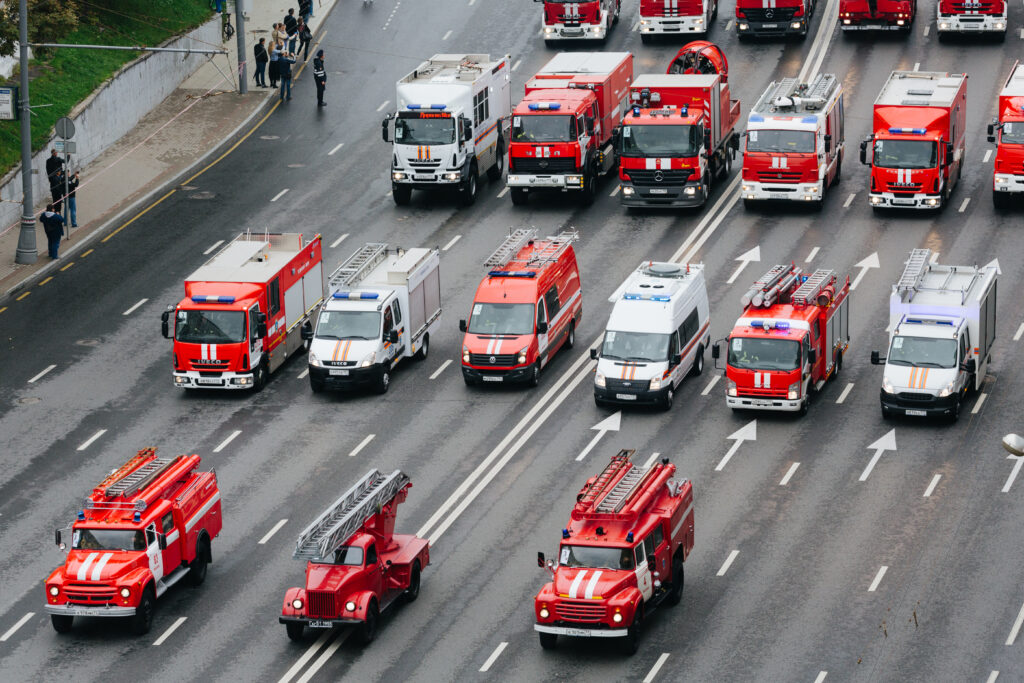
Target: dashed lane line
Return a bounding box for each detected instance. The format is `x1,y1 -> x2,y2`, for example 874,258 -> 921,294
868,565 -> 888,592
16,291 -> 29,301
298,368 -> 310,379
923,25 -> 930,36
39,276 -> 53,286
0,306 -> 7,314
81,249 -> 93,257
986,672 -> 998,683
1015,323 -> 1024,341
278,631 -> 335,683
836,383 -> 854,404
610,185 -> 621,197
29,365 -> 56,383
259,519 -> 288,545
479,642 -> 508,672
60,262 -> 74,271
511,59 -> 522,71
643,452 -> 662,469
814,673 -> 828,683
717,550 -> 739,576
929,252 -> 940,264
295,632 -> 350,683
497,186 -> 510,198
1004,456 -> 1023,493
805,247 -> 819,262
442,29 -> 453,40
77,429 -> 108,451
779,462 -> 800,486
643,653 -> 670,683
376,100 -> 391,112
701,375 -> 720,396
329,233 -> 349,248
153,616 -> 187,646
725,19 -> 734,30
843,193 -> 855,208
984,149 -> 993,163
271,189 -> 290,202
958,198 -> 970,213
328,143 -> 344,156
430,359 -> 452,380
913,62 -> 920,71
442,235 -> 462,251
349,434 -> 375,457
924,474 -> 941,497
213,430 -> 242,453
0,612 -> 34,642
972,392 -> 987,414
1006,600 -> 1024,645
123,298 -> 148,316
204,240 -> 224,255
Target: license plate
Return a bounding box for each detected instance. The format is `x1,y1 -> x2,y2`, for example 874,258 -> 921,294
562,29 -> 583,35
752,399 -> 773,407
649,188 -> 668,195
905,409 -> 927,416
892,198 -> 914,206
482,376 -> 503,382
329,369 -> 349,376
308,620 -> 333,628
616,393 -> 638,400
564,628 -> 592,637
762,23 -> 778,28
768,193 -> 788,200
415,175 -> 433,181
196,378 -> 222,385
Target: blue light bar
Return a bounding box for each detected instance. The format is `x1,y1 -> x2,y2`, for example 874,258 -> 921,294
624,292 -> 672,302
191,295 -> 235,304
651,295 -> 671,302
430,104 -> 446,110
332,291 -> 379,299
775,321 -> 790,330
749,114 -> 765,122
802,116 -> 817,124
632,106 -> 640,116
680,105 -> 688,116
888,127 -> 927,135
488,270 -> 536,278
528,102 -> 561,111
406,104 -> 421,109
748,320 -> 764,328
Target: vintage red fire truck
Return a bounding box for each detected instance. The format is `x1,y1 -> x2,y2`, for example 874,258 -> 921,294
617,43 -> 739,209
460,229 -> 582,386
860,71 -> 967,211
735,0 -> 816,38
741,73 -> 844,208
45,448 -> 222,635
507,52 -> 633,205
839,0 -> 916,31
280,469 -> 429,644
162,232 -> 324,391
639,0 -> 718,42
712,264 -> 851,414
534,449 -> 694,654
937,0 -> 1006,39
988,61 -> 1024,208
538,0 -> 621,43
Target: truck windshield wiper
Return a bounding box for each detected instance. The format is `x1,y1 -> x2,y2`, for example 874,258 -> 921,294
915,361 -> 946,368
887,359 -> 912,366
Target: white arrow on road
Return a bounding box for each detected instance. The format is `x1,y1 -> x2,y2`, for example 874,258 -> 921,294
1002,455 -> 1023,493
576,412 -> 622,461
850,252 -> 880,290
726,245 -> 761,284
860,429 -> 897,481
716,420 -> 757,471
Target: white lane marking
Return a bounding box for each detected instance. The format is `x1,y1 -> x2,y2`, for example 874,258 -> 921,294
929,252 -> 940,264
779,462 -> 800,486
1004,456 -> 1024,493
984,149 -> 993,163
469,0 -> 476,6
349,433 -> 375,457
1006,600 -> 1024,645
725,19 -> 734,30
726,245 -> 760,284
295,631 -> 350,683
1014,323 -> 1024,341
1020,27 -> 1024,39
329,233 -> 349,248
497,186 -> 510,198
298,368 -> 309,379
610,185 -> 621,197
814,673 -> 828,683
717,550 -> 739,576
643,452 -> 662,469
643,653 -> 671,683
511,59 -> 522,72
28,364 -> 56,383
674,177 -> 742,264
376,100 -> 390,112
212,429 -> 242,453
576,430 -> 607,462
442,29 -> 452,40
805,247 -> 819,262
836,382 -> 854,404
923,24 -> 930,36
860,450 -> 885,481
0,612 -> 34,642
77,429 -> 107,451
259,519 -> 288,545
430,359 -> 452,380
479,642 -> 508,672
123,298 -> 149,316
958,198 -> 970,213
631,20 -> 640,31
328,142 -> 344,156
153,616 -> 187,646
385,191 -> 393,197
277,631 -> 334,683
913,62 -> 920,71
798,0 -> 840,82
923,474 -> 941,498
701,375 -> 720,396
442,235 -> 462,251
843,192 -> 856,208
868,565 -> 888,592
271,189 -> 289,202
972,392 -> 987,414
986,672 -> 998,683
203,240 -> 224,255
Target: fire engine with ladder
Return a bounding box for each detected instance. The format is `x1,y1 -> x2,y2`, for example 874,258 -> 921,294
45,448 -> 222,635
280,469 -> 429,644
534,449 -> 694,655
712,263 -> 851,414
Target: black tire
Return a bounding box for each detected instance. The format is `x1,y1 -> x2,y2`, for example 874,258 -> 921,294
403,561 -> 421,603
527,362 -> 541,388
51,614 -> 74,633
661,386 -> 674,412
993,191 -> 1012,210
937,31 -> 950,44
310,376 -> 324,393
392,184 -> 411,206
463,375 -> 477,387
831,351 -> 842,380
539,631 -> 558,649
881,405 -> 892,420
622,606 -> 642,655
459,165 -> 478,206
130,587 -> 155,636
414,334 -> 429,361
640,33 -> 653,45
690,345 -> 704,377
743,198 -> 756,211
799,394 -> 809,417
510,187 -> 529,206
949,398 -> 960,423
189,537 -> 210,587
667,560 -> 684,606
286,622 -> 305,642
377,368 -> 391,395
834,157 -> 842,185
581,171 -> 597,206
253,362 -> 268,392
357,600 -> 379,645
613,0 -> 621,22
487,141 -> 505,182
718,150 -> 732,180
595,396 -> 607,408
565,323 -> 575,350
712,0 -> 719,19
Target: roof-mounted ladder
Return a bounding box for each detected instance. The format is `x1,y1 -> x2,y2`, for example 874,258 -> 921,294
577,449 -> 634,511
756,78 -> 799,112
104,456 -> 179,500
896,248 -> 932,294
792,269 -> 836,306
293,469 -> 410,562
328,243 -> 389,291
525,229 -> 579,266
485,229 -> 537,268
595,465 -> 651,514
741,263 -> 800,308
804,73 -> 838,105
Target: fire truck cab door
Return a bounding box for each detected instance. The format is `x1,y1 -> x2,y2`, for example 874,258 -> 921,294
633,543 -> 654,601
364,541 -> 385,597
145,524 -> 165,584
802,333 -> 814,387
536,298 -> 549,364
248,303 -> 263,368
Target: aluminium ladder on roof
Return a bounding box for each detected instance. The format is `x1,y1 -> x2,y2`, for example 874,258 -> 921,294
577,449 -> 634,510
595,464 -> 651,514
895,248 -> 933,295
525,229 -> 579,266
104,457 -> 179,500
755,77 -> 800,112
804,73 -> 838,105
485,229 -> 538,268
293,469 -> 411,562
792,269 -> 836,306
328,243 -> 389,291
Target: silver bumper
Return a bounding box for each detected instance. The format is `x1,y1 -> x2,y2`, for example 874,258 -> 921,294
45,603 -> 136,617
535,623 -> 628,638
727,395 -> 803,412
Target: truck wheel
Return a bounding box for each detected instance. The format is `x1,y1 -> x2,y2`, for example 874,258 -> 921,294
712,0 -> 718,19
993,191 -> 1011,210
640,33 -> 653,44
356,600 -> 379,645
830,351 -> 842,380
487,140 -> 505,182
689,346 -> 704,377
527,362 -> 541,388
189,537 -> 210,587
881,406 -> 893,420
253,362 -> 268,392
376,368 -> 391,395
743,198 -> 756,211
539,631 -> 558,649
799,395 -> 809,417
565,323 -> 575,349
392,184 -> 411,206
51,614 -> 74,634
949,398 -> 961,423
834,157 -> 843,184
130,587 -> 155,636
581,171 -> 597,206
510,187 -> 529,205
621,606 -> 642,655
310,376 -> 324,393
661,387 -> 674,411
414,334 -> 429,361
403,560 -> 421,603
613,0 -> 621,22
718,151 -> 732,180
459,164 -> 478,206
667,559 -> 684,606
286,622 -> 305,642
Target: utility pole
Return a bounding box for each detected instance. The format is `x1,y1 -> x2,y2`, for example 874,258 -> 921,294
235,0 -> 247,94
15,0 -> 36,264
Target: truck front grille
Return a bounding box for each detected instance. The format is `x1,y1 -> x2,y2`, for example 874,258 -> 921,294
887,183 -> 923,193
469,353 -> 518,367
757,171 -> 803,183
306,590 -> 336,619
605,377 -> 651,392
741,7 -> 798,20
511,157 -> 576,173
65,583 -> 117,604
625,169 -> 692,185
556,601 -> 606,622
898,392 -> 935,402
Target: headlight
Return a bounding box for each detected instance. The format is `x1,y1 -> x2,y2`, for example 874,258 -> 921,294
996,176 -> 1008,184
360,352 -> 376,368
995,21 -> 1006,29
120,587 -> 131,599
791,21 -> 802,29
544,26 -> 555,33
939,22 -> 949,29
727,378 -> 737,397
738,22 -> 749,30
392,171 -> 406,181
444,172 -> 460,181
938,381 -> 955,397
345,601 -> 357,612
539,608 -> 550,619
926,198 -> 939,206
809,186 -> 819,194
843,18 -> 851,24
567,175 -> 583,185
49,586 -> 59,596
640,19 -> 649,25
463,346 -> 470,364
684,186 -> 697,195
742,184 -> 751,192
882,378 -> 895,394
787,381 -> 801,400
308,352 -> 321,367
612,612 -> 623,623
694,18 -> 703,25
517,348 -> 528,364
174,375 -> 189,384
649,376 -> 662,391
292,598 -> 303,610
595,372 -> 606,388
870,196 -> 883,205
622,186 -> 634,196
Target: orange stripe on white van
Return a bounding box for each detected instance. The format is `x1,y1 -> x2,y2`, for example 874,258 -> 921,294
332,341 -> 342,361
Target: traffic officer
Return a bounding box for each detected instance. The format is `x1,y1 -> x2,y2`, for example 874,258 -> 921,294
313,49 -> 327,107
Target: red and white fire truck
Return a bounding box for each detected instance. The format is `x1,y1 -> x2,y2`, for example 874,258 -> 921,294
162,232 -> 324,391
860,71 -> 967,211
460,229 -> 582,387
538,0 -> 621,43
988,62 -> 1024,208
638,0 -> 719,42
839,0 -> 916,31
618,43 -> 739,209
507,52 -> 633,206
534,449 -> 694,655
280,469 -> 429,644
741,73 -> 844,208
45,448 -> 222,635
937,0 -> 1007,39
712,264 -> 851,414
735,0 -> 816,38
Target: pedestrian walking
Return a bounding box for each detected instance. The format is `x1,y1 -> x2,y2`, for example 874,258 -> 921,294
67,170 -> 80,227
269,41 -> 282,88
46,148 -> 65,211
313,49 -> 327,107
297,19 -> 312,62
279,51 -> 296,102
39,204 -> 65,260
299,0 -> 313,24
254,38 -> 269,87
283,9 -> 298,52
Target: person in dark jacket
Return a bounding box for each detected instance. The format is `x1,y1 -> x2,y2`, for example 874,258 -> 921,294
45,149 -> 65,211
297,19 -> 312,62
283,9 -> 298,52
40,204 -> 65,260
279,51 -> 296,102
299,0 -> 313,23
254,38 -> 269,87
313,49 -> 327,107
269,41 -> 282,88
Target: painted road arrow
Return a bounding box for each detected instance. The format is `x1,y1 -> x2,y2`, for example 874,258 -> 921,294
726,245 -> 761,284
850,252 -> 880,290
716,420 -> 757,471
860,429 -> 897,481
1002,454 -> 1023,493
576,411 -> 622,462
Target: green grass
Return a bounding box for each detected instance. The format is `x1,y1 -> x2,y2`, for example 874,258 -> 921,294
0,0 -> 214,177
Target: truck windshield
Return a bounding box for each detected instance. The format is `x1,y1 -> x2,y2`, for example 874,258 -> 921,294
873,139 -> 937,169
601,330 -> 670,362
887,336 -> 957,368
468,303 -> 535,336
328,546 -> 364,566
395,115 -> 455,146
513,115 -> 573,143
728,337 -> 800,371
747,129 -> 815,154
620,125 -> 699,157
317,310 -> 381,340
175,309 -> 246,344
1002,122 -> 1024,144
73,528 -> 146,552
561,544 -> 636,571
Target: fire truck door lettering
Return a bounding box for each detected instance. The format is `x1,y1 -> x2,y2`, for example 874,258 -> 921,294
90,552 -> 114,581
77,552 -> 98,581
634,551 -> 653,601
568,570 -> 587,599
146,525 -> 164,583
584,571 -> 603,599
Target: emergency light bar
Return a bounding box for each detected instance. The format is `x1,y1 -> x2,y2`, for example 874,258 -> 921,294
406,104 -> 447,110
904,317 -> 954,326
802,116 -> 817,123
623,293 -> 671,302
332,291 -> 380,299
888,127 -> 927,135
488,270 -> 537,278
528,102 -> 561,110
749,114 -> 765,122
748,320 -> 790,330
191,295 -> 236,304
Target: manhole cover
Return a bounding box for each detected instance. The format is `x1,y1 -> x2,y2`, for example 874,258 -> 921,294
260,135 -> 280,140
189,191 -> 216,200
18,397 -> 41,405
287,163 -> 305,168
75,338 -> 100,346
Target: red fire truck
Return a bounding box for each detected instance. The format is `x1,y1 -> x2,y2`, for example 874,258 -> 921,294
162,232 -> 324,391
860,71 -> 967,211
538,0 -> 621,43
534,449 -> 694,655
839,0 -> 916,31
460,229 -> 582,387
937,0 -> 1007,39
988,62 -> 1024,208
45,448 -> 222,635
507,52 -> 633,206
639,0 -> 718,42
712,264 -> 850,414
741,73 -> 844,208
735,0 -> 816,38
280,469 -> 429,644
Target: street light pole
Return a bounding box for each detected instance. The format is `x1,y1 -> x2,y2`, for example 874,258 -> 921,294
15,0 -> 37,264
235,0 -> 247,94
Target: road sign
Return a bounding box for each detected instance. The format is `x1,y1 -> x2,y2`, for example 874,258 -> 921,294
55,116 -> 75,140
0,87 -> 16,120
55,140 -> 76,155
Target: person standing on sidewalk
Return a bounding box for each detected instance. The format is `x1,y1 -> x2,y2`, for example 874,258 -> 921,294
254,38 -> 269,87
299,0 -> 313,24
271,22 -> 286,50
40,204 -> 65,260
269,41 -> 282,88
279,51 -> 296,102
283,9 -> 298,52
46,149 -> 65,211
313,50 -> 327,107
297,19 -> 312,62
67,170 -> 80,227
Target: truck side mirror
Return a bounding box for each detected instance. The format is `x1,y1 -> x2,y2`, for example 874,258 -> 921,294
459,319 -> 467,332
703,129 -> 712,150
55,529 -> 62,547
870,350 -> 883,365
945,141 -> 954,162
586,119 -> 595,136
381,118 -> 390,143
987,122 -> 996,143
964,358 -> 977,374
461,118 -> 472,144
537,552 -> 546,567
611,127 -> 620,148
590,348 -> 598,360
257,323 -> 268,339
537,321 -> 549,334
387,329 -> 399,344
807,348 -> 817,365
301,325 -> 314,341
158,534 -> 167,551
161,309 -> 171,339
823,134 -> 832,145
671,353 -> 681,366
859,140 -> 869,165
711,344 -> 720,360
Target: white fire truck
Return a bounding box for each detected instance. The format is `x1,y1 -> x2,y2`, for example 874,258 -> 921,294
872,249 -> 998,421
305,243 -> 441,394
383,54 -> 512,207
741,73 -> 844,208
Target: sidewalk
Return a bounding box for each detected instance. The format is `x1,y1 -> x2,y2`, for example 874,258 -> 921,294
0,0 -> 338,302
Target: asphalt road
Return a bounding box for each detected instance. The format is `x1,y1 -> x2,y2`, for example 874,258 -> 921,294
1,0 -> 1022,681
